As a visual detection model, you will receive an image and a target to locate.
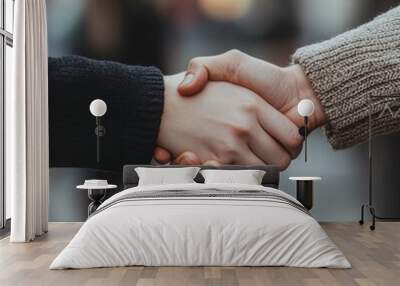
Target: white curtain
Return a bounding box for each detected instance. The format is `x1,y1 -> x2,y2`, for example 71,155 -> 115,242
8,0 -> 49,242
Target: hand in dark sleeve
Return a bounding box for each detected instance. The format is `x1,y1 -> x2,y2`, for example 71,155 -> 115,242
48,56 -> 164,171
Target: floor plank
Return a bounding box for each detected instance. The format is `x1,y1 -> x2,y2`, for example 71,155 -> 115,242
0,222 -> 399,286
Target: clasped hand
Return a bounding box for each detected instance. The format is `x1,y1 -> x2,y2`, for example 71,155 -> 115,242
155,50 -> 326,170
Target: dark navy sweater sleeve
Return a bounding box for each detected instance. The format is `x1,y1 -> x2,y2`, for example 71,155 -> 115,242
48,56 -> 164,171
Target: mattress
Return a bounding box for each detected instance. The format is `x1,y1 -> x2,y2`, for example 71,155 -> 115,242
50,183 -> 350,269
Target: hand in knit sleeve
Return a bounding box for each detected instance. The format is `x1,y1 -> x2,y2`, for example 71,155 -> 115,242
292,6 -> 400,149
48,56 -> 164,170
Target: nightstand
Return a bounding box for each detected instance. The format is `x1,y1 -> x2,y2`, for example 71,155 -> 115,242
289,177 -> 321,210
77,184 -> 117,216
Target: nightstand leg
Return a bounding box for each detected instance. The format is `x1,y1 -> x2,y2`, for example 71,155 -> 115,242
296,181 -> 313,210
359,204 -> 365,225
88,201 -> 101,217
87,189 -> 106,216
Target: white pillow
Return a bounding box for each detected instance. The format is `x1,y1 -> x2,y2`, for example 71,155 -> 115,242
200,169 -> 266,185
135,167 -> 200,186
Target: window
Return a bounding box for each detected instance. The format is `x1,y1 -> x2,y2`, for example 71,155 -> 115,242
0,0 -> 13,231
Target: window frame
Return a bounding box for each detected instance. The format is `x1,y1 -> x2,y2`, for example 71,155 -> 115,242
0,0 -> 13,231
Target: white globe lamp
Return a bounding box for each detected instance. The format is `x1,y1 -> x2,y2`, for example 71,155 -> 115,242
297,99 -> 315,162
89,99 -> 107,163
90,99 -> 107,117
297,99 -> 314,117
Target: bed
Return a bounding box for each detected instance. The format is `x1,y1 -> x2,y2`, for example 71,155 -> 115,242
50,165 -> 350,269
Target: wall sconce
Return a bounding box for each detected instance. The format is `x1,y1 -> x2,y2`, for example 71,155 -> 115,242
297,99 -> 314,162
89,99 -> 107,163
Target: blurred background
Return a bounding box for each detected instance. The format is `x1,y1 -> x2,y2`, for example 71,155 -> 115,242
47,0 -> 399,71
46,0 -> 400,221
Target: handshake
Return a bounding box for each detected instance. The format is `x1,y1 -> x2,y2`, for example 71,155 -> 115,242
155,50 -> 327,170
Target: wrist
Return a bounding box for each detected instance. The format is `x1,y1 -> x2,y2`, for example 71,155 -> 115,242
163,73 -> 184,98
289,64 -> 327,130
163,75 -> 173,98
158,73 -> 185,148
159,75 -> 173,147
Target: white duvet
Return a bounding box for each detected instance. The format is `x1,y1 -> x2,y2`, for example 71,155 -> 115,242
50,183 -> 350,269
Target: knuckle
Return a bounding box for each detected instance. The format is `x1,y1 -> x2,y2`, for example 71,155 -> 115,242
242,98 -> 259,114
226,49 -> 244,59
221,145 -> 238,161
223,49 -> 244,81
188,57 -> 202,69
231,124 -> 251,138
229,119 -> 253,139
225,63 -> 239,82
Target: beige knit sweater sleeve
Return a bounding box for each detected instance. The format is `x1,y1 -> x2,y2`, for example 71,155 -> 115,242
292,6 -> 400,149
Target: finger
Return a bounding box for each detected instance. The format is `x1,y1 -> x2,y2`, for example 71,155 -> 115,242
178,50 -> 241,96
154,146 -> 172,163
178,50 -> 287,108
178,67 -> 208,96
255,98 -> 303,158
173,151 -> 202,165
231,142 -> 266,165
248,126 -> 292,170
203,160 -> 222,167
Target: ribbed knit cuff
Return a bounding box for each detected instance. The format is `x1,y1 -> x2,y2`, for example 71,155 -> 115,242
292,6 -> 400,149
122,66 -> 164,163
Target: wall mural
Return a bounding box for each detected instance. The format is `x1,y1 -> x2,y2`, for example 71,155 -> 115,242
47,0 -> 400,222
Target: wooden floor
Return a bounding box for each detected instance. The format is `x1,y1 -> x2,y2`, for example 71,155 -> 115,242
0,222 -> 399,286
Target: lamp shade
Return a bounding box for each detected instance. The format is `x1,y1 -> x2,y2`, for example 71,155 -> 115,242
89,99 -> 107,117
297,99 -> 314,117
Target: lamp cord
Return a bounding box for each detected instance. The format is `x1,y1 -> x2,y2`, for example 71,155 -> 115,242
96,117 -> 100,163
304,116 -> 308,162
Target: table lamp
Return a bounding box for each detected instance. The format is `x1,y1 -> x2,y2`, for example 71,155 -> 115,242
89,99 -> 107,163
297,99 -> 315,162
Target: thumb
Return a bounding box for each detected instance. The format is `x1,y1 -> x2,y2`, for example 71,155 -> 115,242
178,64 -> 208,96
178,50 -> 240,96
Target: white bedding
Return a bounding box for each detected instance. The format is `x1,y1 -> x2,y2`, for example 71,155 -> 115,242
50,183 -> 350,269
